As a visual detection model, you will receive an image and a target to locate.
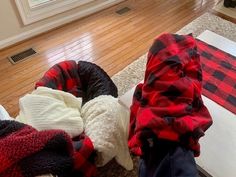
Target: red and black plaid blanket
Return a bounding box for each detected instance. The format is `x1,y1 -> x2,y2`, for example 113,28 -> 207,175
36,60 -> 118,105
36,60 -> 84,98
0,120 -> 96,177
128,33 -> 213,156
197,39 -> 236,114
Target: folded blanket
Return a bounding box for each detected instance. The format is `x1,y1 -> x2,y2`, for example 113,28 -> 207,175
36,60 -> 118,105
0,120 -> 96,177
128,33 -> 213,156
16,87 -> 83,138
19,60 -> 130,170
82,95 -> 133,170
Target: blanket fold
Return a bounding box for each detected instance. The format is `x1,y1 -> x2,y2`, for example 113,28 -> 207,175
16,87 -> 83,138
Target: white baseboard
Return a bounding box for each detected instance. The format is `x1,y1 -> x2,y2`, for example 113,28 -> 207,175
0,0 -> 124,50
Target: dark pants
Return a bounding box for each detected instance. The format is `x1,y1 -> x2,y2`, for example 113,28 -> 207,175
138,139 -> 198,177
224,0 -> 236,8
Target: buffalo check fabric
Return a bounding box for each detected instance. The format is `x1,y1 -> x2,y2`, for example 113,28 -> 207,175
128,33 -> 213,157
197,39 -> 236,114
35,60 -> 118,105
36,60 -> 84,98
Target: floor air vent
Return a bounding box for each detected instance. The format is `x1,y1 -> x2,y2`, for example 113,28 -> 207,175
116,7 -> 131,15
8,48 -> 37,64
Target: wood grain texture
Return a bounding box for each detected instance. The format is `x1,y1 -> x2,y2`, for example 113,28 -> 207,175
0,0 -> 223,116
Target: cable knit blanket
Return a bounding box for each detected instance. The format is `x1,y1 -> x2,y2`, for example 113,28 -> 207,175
16,87 -> 84,138
0,120 -> 96,177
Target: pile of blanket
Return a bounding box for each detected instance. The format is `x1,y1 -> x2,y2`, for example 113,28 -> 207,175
1,60 -> 132,177
16,87 -> 84,138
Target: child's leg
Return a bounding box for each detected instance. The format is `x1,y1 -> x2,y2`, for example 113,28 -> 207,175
139,139 -> 198,177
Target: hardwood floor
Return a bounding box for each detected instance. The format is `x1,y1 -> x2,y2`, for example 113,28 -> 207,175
0,0 -> 221,117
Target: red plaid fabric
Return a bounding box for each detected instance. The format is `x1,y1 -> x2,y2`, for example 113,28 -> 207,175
128,33 -> 212,157
197,39 -> 236,114
36,60 -> 118,104
73,134 -> 97,177
0,120 -> 96,177
36,60 -> 83,97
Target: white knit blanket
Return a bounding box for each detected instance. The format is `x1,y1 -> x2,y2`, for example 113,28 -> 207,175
16,87 -> 84,138
16,87 -> 133,170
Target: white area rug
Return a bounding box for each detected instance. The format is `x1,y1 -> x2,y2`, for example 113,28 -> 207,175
98,12 -> 236,177
213,1 -> 236,19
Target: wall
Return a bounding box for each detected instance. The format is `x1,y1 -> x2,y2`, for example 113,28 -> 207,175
0,0 -> 124,49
